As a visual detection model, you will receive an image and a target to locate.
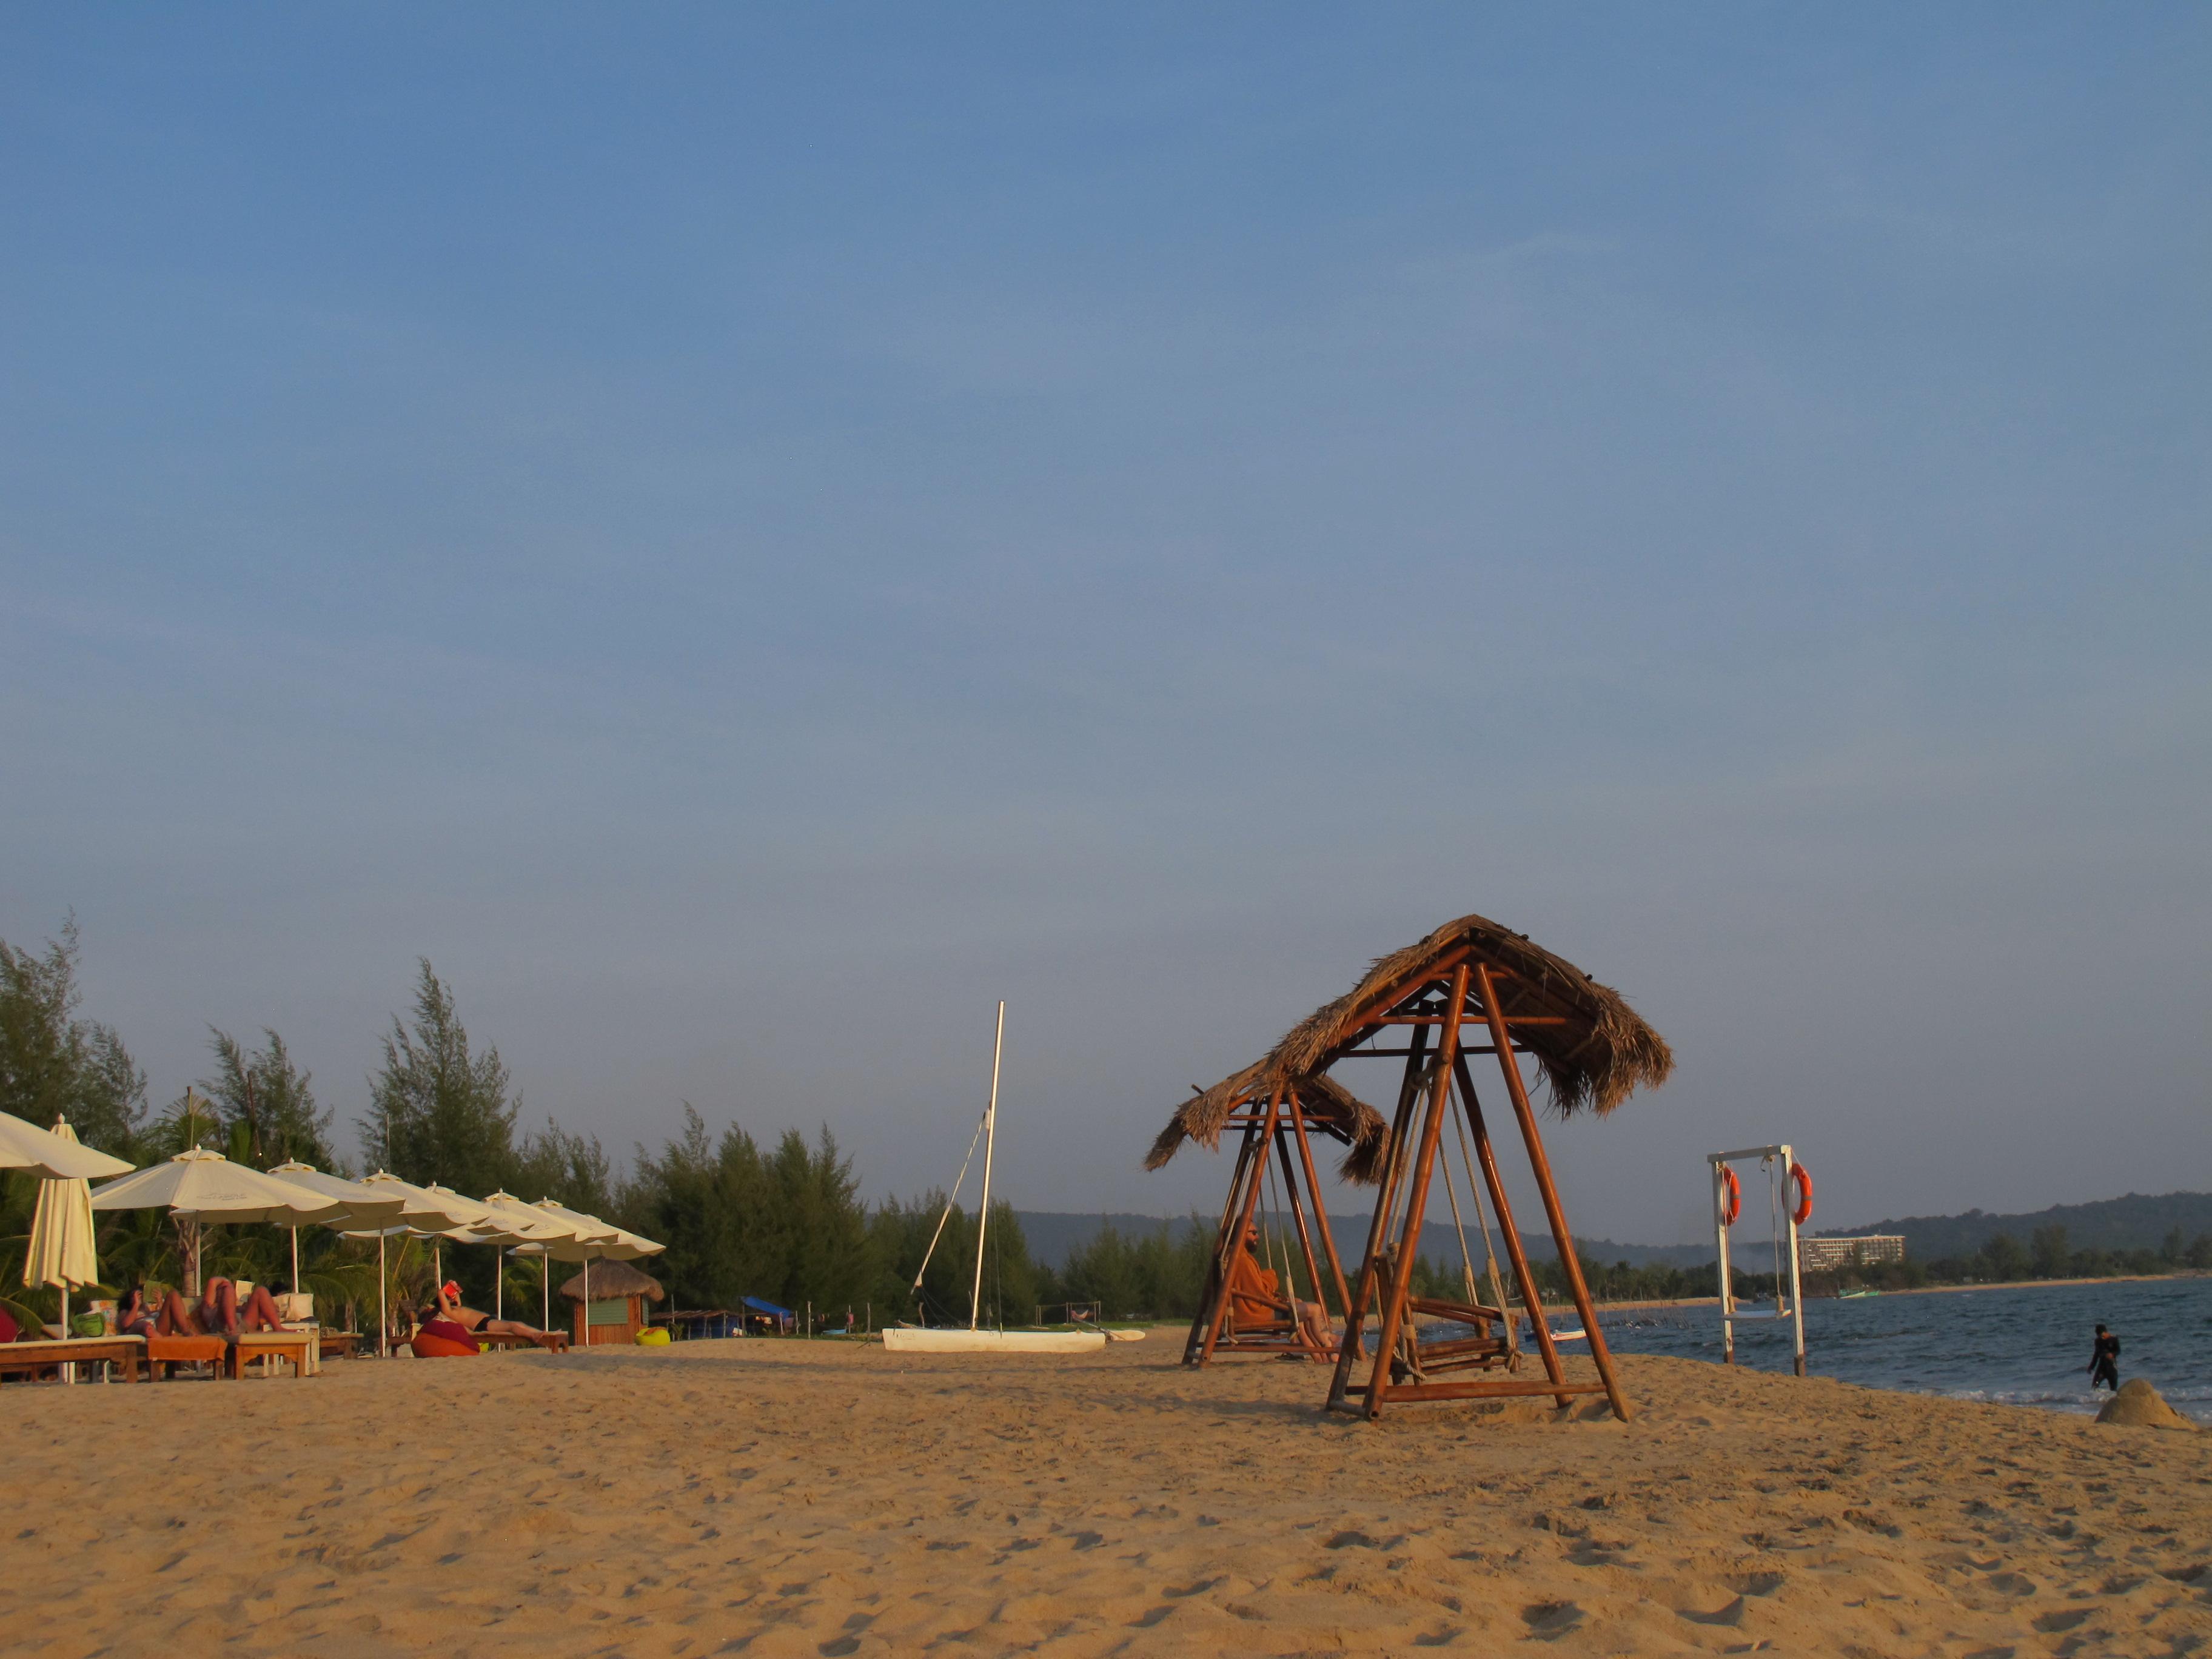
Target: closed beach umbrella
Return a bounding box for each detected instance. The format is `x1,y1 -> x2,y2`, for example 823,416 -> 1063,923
24,1118 -> 101,1372
91,1148 -> 349,1296
0,1110 -> 133,1181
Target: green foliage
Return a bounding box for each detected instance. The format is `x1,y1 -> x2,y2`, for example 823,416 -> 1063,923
203,1027 -> 335,1171
621,1113 -> 880,1317
362,959 -> 520,1195
512,1118 -> 614,1214
0,918 -> 147,1158
1051,1217 -> 1215,1320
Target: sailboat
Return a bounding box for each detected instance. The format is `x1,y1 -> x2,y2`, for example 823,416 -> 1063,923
882,1002 -> 1107,1356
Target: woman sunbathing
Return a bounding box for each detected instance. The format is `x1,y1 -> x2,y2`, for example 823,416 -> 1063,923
428,1281 -> 562,1350
154,1277 -> 289,1340
115,1284 -> 158,1338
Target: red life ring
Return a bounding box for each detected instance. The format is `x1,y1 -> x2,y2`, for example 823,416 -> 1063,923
1718,1166 -> 1741,1225
1789,1163 -> 1814,1226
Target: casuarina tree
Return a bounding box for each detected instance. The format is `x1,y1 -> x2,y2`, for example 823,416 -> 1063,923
361,959 -> 520,1198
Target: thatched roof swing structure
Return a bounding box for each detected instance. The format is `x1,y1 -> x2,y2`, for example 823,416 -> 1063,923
1150,912 -> 1671,1422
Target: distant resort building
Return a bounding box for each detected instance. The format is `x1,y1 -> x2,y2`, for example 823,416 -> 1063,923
1801,1235 -> 1906,1272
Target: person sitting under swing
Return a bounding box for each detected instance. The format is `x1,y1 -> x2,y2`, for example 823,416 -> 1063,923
1225,1222 -> 1334,1359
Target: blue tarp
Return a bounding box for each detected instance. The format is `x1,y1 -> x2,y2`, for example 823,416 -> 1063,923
741,1296 -> 793,1318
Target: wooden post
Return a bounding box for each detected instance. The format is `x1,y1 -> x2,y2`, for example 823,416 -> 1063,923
1327,1021 -> 1430,1410
1184,1127 -> 1259,1364
1473,964 -> 1632,1423
1197,1089 -> 1283,1366
1273,1124 -> 1330,1344
1453,1054 -> 1570,1406
1361,963 -> 1470,1418
1285,1089 -> 1352,1317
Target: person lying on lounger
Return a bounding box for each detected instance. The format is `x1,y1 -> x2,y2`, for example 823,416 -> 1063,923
154,1277 -> 289,1340
428,1282 -> 563,1350
116,1283 -> 158,1338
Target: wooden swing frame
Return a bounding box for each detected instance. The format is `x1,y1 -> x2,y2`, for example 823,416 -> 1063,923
1182,1084 -> 1354,1365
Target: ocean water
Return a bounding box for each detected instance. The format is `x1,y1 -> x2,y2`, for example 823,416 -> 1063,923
1557,1276 -> 2212,1423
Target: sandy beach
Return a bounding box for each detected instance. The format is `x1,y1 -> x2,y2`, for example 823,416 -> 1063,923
7,1338 -> 2208,1657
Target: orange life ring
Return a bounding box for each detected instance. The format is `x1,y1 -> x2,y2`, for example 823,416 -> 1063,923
1718,1165 -> 1741,1225
1789,1163 -> 1814,1226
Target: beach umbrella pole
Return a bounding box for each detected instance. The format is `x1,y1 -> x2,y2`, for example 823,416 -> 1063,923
496,1249 -> 503,1321
378,1233 -> 387,1358
291,1226 -> 300,1296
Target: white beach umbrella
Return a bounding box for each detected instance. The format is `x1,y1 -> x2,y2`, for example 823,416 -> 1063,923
24,1118 -> 101,1372
335,1173 -> 486,1356
472,1190 -> 579,1321
528,1201 -> 663,1346
0,1110 -> 133,1181
92,1148 -> 349,1295
265,1162 -> 409,1302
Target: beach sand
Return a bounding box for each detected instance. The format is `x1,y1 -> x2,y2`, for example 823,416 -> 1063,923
7,1337 -> 2207,1657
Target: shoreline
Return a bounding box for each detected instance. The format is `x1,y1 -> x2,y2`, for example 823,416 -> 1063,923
1585,1269 -> 2205,1315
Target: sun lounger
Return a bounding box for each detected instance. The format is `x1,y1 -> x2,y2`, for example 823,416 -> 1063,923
317,1332 -> 360,1361
146,1333 -> 230,1379
0,1335 -> 144,1385
474,1329 -> 568,1352
233,1330 -> 318,1378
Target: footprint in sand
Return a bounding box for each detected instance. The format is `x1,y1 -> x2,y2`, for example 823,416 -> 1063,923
1521,1600 -> 1583,1638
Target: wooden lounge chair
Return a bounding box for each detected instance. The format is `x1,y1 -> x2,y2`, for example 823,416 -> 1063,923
233,1330 -> 318,1378
474,1329 -> 569,1353
0,1335 -> 144,1385
317,1332 -> 361,1361
146,1333 -> 230,1379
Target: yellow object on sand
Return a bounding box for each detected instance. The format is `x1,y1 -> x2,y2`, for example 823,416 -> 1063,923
635,1327 -> 670,1347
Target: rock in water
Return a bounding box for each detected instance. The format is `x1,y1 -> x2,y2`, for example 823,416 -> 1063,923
2095,1379 -> 2199,1432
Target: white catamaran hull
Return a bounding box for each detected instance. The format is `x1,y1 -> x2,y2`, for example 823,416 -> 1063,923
881,1327 -> 1106,1355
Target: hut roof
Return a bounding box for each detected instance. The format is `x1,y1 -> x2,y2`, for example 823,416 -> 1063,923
1146,912 -> 1671,1182
557,1259 -> 666,1302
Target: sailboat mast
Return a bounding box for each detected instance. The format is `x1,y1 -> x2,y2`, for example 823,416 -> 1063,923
969,1000 -> 1005,1332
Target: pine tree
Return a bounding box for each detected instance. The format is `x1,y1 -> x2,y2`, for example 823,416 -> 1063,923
203,1027 -> 336,1170
361,960 -> 519,1196
0,917 -> 146,1157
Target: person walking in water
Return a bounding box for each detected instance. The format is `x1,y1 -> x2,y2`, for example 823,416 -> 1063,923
2088,1323 -> 2121,1392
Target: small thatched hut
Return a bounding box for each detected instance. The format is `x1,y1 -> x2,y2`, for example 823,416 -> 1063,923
1151,911 -> 1670,1421
559,1260 -> 666,1347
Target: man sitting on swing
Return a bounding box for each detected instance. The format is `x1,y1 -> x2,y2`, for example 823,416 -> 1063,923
1225,1222 -> 1334,1359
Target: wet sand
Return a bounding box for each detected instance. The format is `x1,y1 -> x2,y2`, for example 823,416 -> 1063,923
6,1335 -> 2208,1656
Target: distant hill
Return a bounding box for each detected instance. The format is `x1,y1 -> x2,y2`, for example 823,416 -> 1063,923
1826,1191 -> 2212,1262
1015,1210 -> 1714,1272
1018,1191 -> 2212,1275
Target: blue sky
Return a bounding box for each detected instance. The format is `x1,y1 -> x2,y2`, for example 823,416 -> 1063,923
4,8 -> 2207,1242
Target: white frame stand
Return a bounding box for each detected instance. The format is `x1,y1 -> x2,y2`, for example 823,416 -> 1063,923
1708,1144 -> 1807,1376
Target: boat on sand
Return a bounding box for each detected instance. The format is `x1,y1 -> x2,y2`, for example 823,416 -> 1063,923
888,1002 -> 1104,1356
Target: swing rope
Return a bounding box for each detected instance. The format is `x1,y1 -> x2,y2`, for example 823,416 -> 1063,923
912,1107 -> 991,1296
1449,1072 -> 1516,1353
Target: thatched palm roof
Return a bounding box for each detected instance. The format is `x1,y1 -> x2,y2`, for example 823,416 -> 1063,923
558,1260 -> 666,1302
1146,912 -> 1671,1182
